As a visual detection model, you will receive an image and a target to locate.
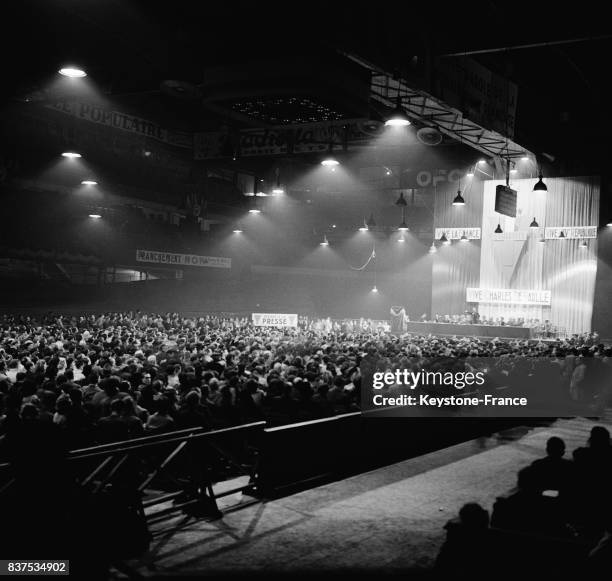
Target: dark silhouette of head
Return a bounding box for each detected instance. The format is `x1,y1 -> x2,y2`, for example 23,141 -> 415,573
589,426 -> 611,449
546,436 -> 566,458
458,503 -> 489,530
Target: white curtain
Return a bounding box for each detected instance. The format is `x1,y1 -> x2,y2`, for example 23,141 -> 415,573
431,180 -> 484,316
479,177 -> 599,334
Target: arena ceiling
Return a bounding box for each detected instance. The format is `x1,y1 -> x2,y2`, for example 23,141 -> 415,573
3,1 -> 612,202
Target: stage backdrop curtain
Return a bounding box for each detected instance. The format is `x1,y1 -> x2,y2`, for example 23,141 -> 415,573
479,177 -> 599,334
431,180 -> 484,317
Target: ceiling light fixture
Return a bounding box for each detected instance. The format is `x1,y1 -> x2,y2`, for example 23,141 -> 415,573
321,127 -> 340,166
395,192 -> 407,207
529,217 -> 539,228
533,171 -> 548,191
495,224 -> 503,234
384,93 -> 411,127
59,67 -> 87,78
321,157 -> 339,167
62,152 -> 81,158
452,190 -> 465,206
81,180 -> 97,186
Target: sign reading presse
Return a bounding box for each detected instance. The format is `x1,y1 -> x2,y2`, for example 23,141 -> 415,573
252,313 -> 298,327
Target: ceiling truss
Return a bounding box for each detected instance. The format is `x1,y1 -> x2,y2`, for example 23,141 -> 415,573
344,52 -> 533,161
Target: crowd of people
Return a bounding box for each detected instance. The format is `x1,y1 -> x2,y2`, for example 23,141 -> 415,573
436,427 -> 612,573
0,311 -> 610,455
0,310 -> 611,575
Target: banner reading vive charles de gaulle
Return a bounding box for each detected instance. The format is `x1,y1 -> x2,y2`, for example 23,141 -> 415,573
252,313 -> 298,327
136,249 -> 231,269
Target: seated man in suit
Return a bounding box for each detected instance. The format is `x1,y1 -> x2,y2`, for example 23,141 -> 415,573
529,437 -> 574,496
491,465 -> 570,538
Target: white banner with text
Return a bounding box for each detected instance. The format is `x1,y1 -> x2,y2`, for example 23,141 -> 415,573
467,287 -> 551,306
252,313 -> 298,327
136,249 -> 231,269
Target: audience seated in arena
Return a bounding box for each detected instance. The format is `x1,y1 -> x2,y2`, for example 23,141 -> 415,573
491,465 -> 570,538
529,436 -> 574,496
435,502 -> 492,574
0,311 -> 609,455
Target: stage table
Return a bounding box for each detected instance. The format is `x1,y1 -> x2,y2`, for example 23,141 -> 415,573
402,321 -> 532,339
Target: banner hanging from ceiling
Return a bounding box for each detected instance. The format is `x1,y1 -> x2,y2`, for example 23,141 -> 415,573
44,101 -> 193,148
194,120 -> 382,159
135,249 -> 231,269
435,56 -> 518,138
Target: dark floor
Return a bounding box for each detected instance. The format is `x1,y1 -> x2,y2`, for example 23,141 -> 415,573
122,417 -> 608,576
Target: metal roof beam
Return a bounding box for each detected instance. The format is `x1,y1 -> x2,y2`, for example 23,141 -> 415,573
351,52 -> 532,160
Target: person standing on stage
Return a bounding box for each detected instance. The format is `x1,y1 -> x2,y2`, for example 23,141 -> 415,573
471,307 -> 480,324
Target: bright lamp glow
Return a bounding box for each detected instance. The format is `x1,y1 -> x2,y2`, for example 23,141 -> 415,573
232,228 -> 243,233
62,152 -> 82,158
466,171 -> 474,177
272,188 -> 284,195
321,158 -> 339,167
248,209 -> 261,214
384,117 -> 411,127
81,180 -> 97,186
371,285 -> 378,293
384,99 -> 411,127
59,67 -> 87,78
88,214 -> 101,219
478,159 -> 486,164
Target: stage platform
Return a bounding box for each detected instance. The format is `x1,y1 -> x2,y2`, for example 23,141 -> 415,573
122,416 -> 610,576
403,321 -> 532,339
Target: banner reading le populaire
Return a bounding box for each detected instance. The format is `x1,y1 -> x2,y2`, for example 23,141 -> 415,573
252,313 -> 298,327
466,288 -> 551,306
45,101 -> 193,148
136,249 -> 231,269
